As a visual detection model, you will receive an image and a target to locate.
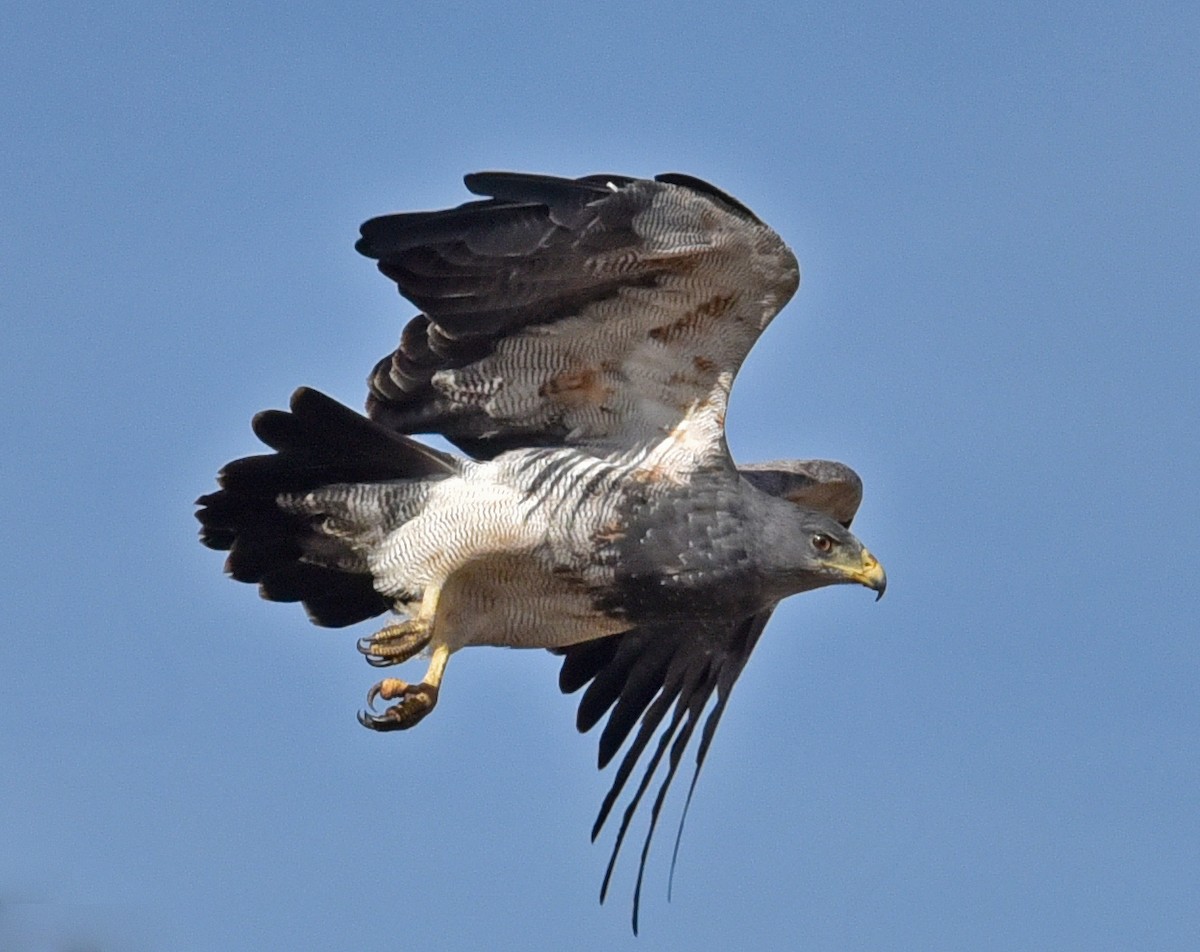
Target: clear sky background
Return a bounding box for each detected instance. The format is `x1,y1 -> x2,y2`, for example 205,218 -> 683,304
3,2 -> 1197,950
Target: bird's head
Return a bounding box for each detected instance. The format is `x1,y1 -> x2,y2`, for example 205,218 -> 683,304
759,504 -> 886,601
801,509 -> 886,598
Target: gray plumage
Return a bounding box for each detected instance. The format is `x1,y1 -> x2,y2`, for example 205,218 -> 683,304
197,171 -> 886,933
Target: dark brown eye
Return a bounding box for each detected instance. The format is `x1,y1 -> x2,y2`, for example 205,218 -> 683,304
812,533 -> 834,554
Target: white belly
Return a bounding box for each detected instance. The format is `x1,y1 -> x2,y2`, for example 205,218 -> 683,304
361,460 -> 628,650
431,553 -> 629,650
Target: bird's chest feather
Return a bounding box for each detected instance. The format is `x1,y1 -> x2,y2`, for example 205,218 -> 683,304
593,477 -> 764,621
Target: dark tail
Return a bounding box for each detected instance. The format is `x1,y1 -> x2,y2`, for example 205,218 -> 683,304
196,387 -> 459,627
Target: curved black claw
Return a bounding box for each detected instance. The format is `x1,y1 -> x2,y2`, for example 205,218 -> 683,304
365,681 -> 388,711
356,635 -> 376,657
356,679 -> 438,732
356,623 -> 431,668
358,708 -> 408,732
355,636 -> 394,667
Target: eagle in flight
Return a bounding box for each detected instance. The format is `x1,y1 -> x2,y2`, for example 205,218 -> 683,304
197,171 -> 885,931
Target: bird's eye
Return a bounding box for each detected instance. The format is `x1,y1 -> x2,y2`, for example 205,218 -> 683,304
812,533 -> 834,554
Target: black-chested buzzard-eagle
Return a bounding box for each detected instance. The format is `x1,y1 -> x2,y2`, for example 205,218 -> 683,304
197,171 -> 885,932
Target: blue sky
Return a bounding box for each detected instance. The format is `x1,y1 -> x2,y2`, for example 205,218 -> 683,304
3,2 -> 1197,949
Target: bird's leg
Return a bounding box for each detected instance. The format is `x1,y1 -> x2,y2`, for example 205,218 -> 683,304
357,585 -> 447,731
358,642 -> 450,731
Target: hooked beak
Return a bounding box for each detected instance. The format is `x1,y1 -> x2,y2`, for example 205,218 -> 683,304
848,549 -> 887,601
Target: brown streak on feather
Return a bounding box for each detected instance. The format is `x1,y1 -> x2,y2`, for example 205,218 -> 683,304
667,353 -> 721,391
667,371 -> 704,389
593,519 -> 627,544
631,463 -> 672,485
538,367 -> 612,407
648,293 -> 736,343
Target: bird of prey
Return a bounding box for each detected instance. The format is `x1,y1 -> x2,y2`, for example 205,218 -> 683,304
196,171 -> 885,931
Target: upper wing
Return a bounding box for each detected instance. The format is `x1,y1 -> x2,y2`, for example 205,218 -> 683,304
356,172 -> 799,461
556,610 -> 774,935
739,458 -> 863,527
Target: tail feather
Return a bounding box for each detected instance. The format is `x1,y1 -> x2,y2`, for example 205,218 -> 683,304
222,386 -> 457,492
258,562 -> 382,628
197,387 -> 459,628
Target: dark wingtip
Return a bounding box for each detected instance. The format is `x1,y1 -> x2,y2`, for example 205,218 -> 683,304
462,170 -> 505,196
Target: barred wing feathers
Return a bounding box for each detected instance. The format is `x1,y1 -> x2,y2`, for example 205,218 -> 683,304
356,172 -> 800,461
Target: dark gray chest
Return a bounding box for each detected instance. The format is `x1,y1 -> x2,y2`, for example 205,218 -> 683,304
594,474 -> 765,622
